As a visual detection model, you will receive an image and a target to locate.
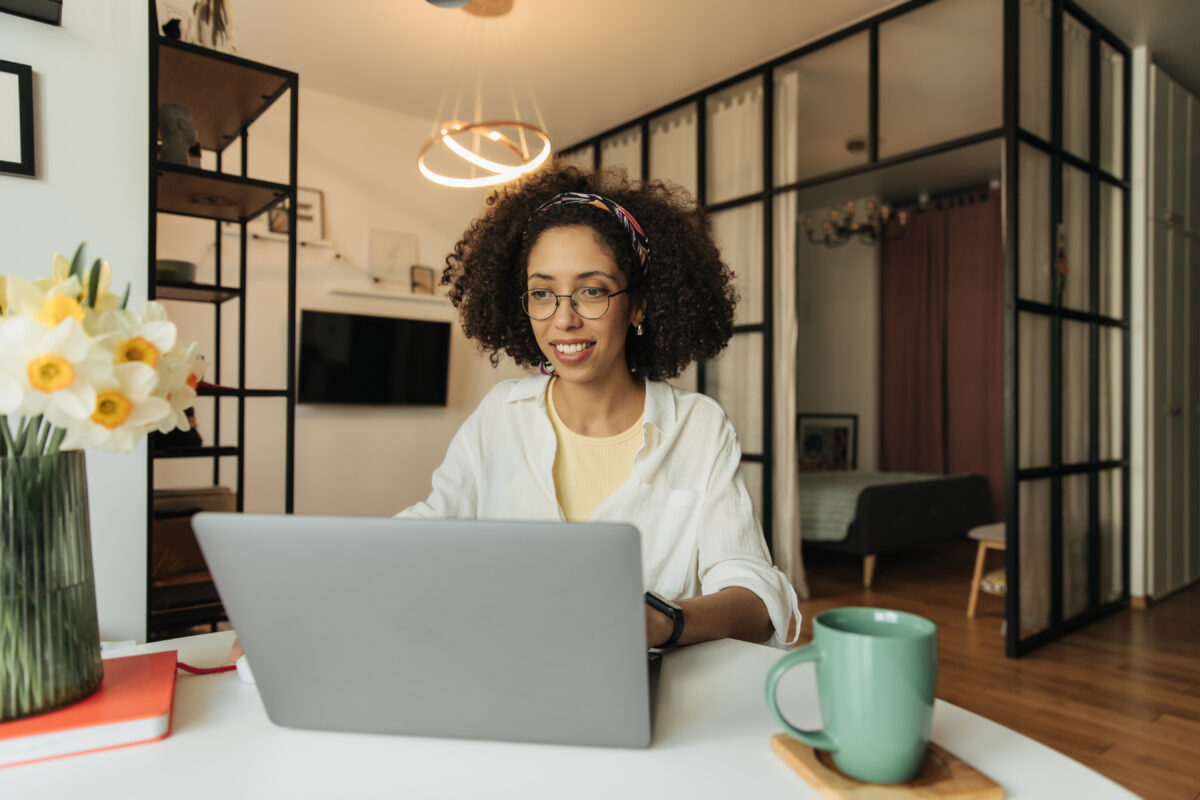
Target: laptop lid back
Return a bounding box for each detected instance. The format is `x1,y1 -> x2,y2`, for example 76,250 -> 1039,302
191,513 -> 651,748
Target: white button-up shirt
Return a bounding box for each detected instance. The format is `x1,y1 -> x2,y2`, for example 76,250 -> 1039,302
397,374 -> 800,648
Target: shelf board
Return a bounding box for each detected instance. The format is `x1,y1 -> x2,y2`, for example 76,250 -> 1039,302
156,162 -> 289,223
154,279 -> 241,303
153,445 -> 240,460
328,286 -> 452,304
157,38 -> 295,153
195,385 -> 289,398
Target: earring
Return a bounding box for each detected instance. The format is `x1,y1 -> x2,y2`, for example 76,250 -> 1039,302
636,323 -> 644,336
540,360 -> 555,375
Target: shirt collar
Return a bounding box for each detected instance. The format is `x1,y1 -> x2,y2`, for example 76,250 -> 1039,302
504,373 -> 678,434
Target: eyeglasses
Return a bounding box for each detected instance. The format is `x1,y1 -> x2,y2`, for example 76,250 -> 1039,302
520,286 -> 632,320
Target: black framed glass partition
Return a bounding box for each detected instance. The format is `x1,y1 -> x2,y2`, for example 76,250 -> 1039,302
559,0 -> 1131,656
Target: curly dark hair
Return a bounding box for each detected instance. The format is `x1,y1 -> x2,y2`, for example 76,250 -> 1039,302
442,162 -> 737,381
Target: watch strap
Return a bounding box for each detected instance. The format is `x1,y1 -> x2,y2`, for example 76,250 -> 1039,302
644,591 -> 685,648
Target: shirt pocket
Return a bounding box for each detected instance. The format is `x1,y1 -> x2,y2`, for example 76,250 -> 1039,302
624,482 -> 701,595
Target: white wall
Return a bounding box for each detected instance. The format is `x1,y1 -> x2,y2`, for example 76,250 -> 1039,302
155,86 -> 526,520
0,4 -> 148,642
794,202 -> 880,471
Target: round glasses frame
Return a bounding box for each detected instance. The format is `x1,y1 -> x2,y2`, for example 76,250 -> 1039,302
520,286 -> 632,320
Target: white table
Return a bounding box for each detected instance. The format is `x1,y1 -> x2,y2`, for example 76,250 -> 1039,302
2,632 -> 1135,799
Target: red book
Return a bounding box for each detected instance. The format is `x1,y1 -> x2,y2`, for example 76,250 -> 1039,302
0,650 -> 178,768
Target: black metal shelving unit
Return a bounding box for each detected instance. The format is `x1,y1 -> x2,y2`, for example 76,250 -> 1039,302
146,8 -> 298,640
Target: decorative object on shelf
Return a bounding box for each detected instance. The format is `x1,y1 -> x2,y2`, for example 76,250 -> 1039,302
367,228 -> 417,285
154,259 -> 196,283
797,413 -> 858,471
0,0 -> 61,26
190,0 -> 237,54
418,0 -> 551,188
411,266 -> 436,295
268,205 -> 288,234
0,244 -> 202,722
157,104 -> 197,166
0,59 -> 35,177
802,200 -> 909,247
156,1 -> 193,39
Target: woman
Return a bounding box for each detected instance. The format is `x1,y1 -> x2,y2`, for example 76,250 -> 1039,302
397,163 -> 799,650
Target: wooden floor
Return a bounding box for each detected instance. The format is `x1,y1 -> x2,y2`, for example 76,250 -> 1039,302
796,540 -> 1200,800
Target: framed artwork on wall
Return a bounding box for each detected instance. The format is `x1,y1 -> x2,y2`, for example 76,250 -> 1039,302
0,59 -> 35,177
265,187 -> 325,240
367,228 -> 417,285
797,413 -> 858,471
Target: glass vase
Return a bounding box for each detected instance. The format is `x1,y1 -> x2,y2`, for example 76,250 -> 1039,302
0,449 -> 103,721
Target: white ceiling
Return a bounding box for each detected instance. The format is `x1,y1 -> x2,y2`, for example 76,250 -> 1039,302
227,0 -> 1200,152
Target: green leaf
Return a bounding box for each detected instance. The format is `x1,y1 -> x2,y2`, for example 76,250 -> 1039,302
119,282 -> 130,310
69,242 -> 86,282
86,259 -> 102,308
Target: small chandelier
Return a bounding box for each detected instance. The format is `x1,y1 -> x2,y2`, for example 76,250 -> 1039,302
418,0 -> 552,188
803,200 -> 909,247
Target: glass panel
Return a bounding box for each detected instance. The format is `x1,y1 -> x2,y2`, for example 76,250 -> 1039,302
600,125 -> 642,178
738,461 -> 764,532
1098,468 -> 1124,603
1019,478 -> 1052,634
1019,312 -> 1052,469
1019,144 -> 1053,304
1062,473 -> 1089,619
707,331 -> 764,453
1099,182 -> 1123,318
1099,325 -> 1122,461
1063,13 -> 1091,160
711,203 -> 764,326
706,76 -> 763,204
1020,0 -> 1052,140
558,147 -> 594,171
1061,165 -> 1091,312
878,0 -> 1002,159
649,104 -> 698,197
1062,320 -> 1090,465
1100,42 -> 1124,178
773,32 -> 869,185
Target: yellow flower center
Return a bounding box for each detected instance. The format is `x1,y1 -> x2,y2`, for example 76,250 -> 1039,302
118,336 -> 160,367
92,391 -> 133,430
28,354 -> 75,393
36,295 -> 85,328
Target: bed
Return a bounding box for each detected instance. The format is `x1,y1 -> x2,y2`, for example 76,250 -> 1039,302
797,471 -> 993,587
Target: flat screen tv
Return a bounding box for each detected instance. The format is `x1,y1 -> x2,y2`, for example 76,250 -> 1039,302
298,310 -> 451,406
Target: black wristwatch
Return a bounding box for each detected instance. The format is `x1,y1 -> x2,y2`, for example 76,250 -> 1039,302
644,591 -> 685,649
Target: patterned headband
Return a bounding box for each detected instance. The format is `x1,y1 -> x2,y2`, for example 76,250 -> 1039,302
531,191 -> 650,268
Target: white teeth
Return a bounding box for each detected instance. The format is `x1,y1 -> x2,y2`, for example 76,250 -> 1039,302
554,342 -> 591,354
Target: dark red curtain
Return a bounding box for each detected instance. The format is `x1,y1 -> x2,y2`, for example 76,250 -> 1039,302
880,189 -> 1005,519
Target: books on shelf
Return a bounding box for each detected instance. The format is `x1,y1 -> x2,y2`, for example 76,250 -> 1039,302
0,651 -> 178,768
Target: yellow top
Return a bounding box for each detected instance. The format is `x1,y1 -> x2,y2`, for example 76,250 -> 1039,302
547,380 -> 643,521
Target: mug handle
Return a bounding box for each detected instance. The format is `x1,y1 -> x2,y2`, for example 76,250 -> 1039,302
765,643 -> 837,752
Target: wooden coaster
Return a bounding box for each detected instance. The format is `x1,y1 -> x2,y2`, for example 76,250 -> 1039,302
771,735 -> 1005,799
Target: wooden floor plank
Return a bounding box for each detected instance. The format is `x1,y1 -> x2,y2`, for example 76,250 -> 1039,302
796,539 -> 1200,800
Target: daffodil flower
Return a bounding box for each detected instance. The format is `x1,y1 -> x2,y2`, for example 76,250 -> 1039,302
0,316 -> 113,428
153,339 -> 202,434
42,252 -> 120,315
59,362 -> 170,453
95,303 -> 178,370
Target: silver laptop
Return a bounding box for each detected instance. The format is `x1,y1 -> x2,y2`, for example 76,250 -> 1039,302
191,513 -> 655,748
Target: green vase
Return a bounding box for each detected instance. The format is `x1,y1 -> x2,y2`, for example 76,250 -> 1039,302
1,449 -> 104,721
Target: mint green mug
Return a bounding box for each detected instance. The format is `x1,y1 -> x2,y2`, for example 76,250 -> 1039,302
765,607 -> 937,784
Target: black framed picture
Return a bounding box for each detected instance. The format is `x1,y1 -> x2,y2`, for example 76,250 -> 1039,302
0,59 -> 35,177
410,265 -> 435,295
797,413 -> 858,471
